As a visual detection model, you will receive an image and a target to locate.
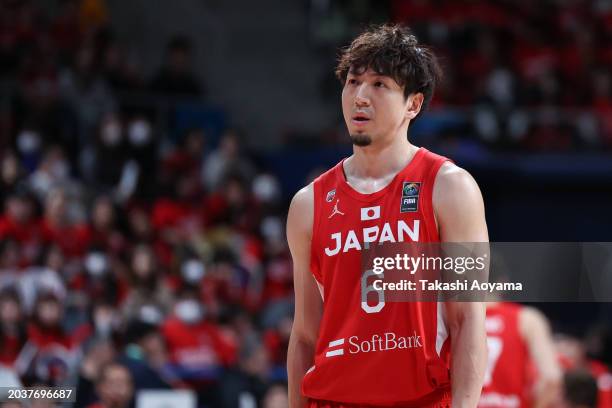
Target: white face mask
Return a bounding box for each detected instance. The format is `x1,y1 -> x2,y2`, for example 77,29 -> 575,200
181,260 -> 206,283
139,304 -> 164,325
94,312 -> 115,337
261,216 -> 283,241
252,174 -> 280,203
85,252 -> 108,277
17,130 -> 41,154
175,299 -> 203,324
128,119 -> 152,146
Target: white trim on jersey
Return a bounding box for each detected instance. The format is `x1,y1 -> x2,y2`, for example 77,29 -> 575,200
436,301 -> 449,356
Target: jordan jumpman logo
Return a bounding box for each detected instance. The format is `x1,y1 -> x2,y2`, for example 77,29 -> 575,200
329,199 -> 345,219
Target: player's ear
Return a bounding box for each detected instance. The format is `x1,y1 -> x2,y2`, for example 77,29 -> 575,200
405,92 -> 424,120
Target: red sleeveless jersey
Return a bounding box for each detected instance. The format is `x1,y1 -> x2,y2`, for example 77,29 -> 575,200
479,303 -> 530,408
303,147 -> 452,407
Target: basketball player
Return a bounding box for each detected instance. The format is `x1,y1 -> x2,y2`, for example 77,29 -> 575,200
287,25 -> 488,407
479,302 -> 562,408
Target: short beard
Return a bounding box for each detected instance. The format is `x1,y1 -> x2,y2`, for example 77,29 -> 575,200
350,134 -> 372,147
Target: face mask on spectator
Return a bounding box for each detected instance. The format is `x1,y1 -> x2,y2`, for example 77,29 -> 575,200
181,260 -> 206,284
17,130 -> 41,154
261,216 -> 283,242
128,119 -> 152,146
175,299 -> 203,324
94,311 -> 116,337
138,304 -> 164,325
253,174 -> 281,203
85,252 -> 108,277
101,121 -> 122,146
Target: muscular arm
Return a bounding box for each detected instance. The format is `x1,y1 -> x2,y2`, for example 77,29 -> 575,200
519,307 -> 562,408
287,184 -> 323,408
434,163 -> 489,408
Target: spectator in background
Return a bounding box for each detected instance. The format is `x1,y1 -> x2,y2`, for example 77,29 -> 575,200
119,320 -> 172,391
101,38 -> 143,93
124,115 -> 158,200
204,173 -> 260,233
152,130 -> 207,244
149,35 -> 203,98
161,127 -> 207,194
75,338 -> 116,407
88,113 -> 127,191
562,370 -> 599,408
162,289 -> 237,402
28,146 -> 74,199
87,361 -> 134,408
0,242 -> 21,293
218,335 -> 271,408
121,244 -> 172,321
22,291 -> 82,386
0,289 -> 27,367
58,45 -> 116,151
40,188 -> 90,259
0,152 -> 23,202
202,128 -> 255,192
27,292 -> 73,350
88,195 -> 125,255
15,250 -> 66,316
125,205 -> 154,243
0,190 -> 43,266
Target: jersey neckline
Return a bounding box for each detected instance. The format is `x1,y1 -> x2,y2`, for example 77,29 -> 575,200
335,147 -> 426,203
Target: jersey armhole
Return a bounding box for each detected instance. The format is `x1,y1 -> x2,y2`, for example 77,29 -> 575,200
426,158 -> 452,242
309,180 -> 324,285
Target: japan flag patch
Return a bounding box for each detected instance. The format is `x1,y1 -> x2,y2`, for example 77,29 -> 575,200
360,206 -> 380,221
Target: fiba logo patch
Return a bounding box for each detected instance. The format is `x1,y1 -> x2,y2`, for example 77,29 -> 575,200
400,182 -> 420,213
326,189 -> 336,202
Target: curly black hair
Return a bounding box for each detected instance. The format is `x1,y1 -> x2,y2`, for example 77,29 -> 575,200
336,24 -> 442,114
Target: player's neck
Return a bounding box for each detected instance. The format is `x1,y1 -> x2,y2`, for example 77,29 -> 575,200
348,134 -> 417,179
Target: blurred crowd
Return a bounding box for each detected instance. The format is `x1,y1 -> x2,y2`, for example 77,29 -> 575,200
312,0 -> 612,151
0,0 -> 290,406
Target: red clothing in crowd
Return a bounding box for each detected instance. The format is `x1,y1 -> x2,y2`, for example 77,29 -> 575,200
0,215 -> 44,266
0,216 -> 42,244
28,324 -> 89,350
162,317 -> 237,368
40,220 -> 91,258
0,332 -> 25,366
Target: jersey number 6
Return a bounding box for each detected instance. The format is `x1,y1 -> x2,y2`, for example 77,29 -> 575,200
361,269 -> 386,313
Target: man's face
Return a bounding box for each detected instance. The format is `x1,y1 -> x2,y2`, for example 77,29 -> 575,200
98,365 -> 133,407
341,68 -> 411,146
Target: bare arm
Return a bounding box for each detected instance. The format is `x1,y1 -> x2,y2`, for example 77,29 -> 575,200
519,307 -> 562,408
287,184 -> 323,408
434,163 -> 489,408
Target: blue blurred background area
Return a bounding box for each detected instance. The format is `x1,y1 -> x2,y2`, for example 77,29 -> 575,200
0,0 -> 611,407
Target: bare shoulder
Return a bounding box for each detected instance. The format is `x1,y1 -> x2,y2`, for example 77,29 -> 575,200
432,161 -> 488,241
287,183 -> 315,242
433,162 -> 482,205
289,183 -> 314,212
